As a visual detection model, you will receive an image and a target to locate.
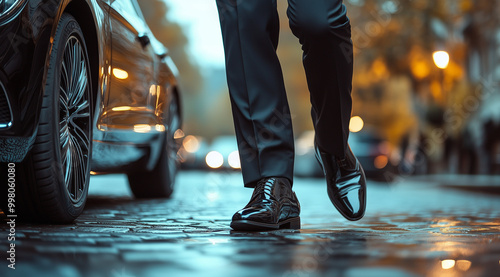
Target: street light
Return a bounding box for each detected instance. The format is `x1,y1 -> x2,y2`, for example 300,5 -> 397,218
432,51 -> 450,69
432,50 -> 451,172
432,50 -> 450,104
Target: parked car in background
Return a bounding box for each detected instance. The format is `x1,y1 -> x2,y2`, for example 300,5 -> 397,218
0,0 -> 182,223
349,130 -> 395,180
178,135 -> 210,170
294,130 -> 323,178
294,128 -> 396,181
204,136 -> 241,170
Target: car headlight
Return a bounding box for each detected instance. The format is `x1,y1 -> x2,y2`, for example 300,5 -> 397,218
228,151 -> 241,169
0,0 -> 26,24
206,151 -> 223,169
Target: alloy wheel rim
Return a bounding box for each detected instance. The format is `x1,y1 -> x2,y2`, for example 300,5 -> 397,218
59,35 -> 91,203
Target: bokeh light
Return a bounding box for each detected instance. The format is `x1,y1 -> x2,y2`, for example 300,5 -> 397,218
174,129 -> 185,140
456,260 -> 472,271
349,116 -> 364,133
441,259 -> 456,269
433,51 -> 450,69
374,155 -> 389,169
112,68 -> 129,79
228,151 -> 241,169
133,124 -> 151,133
206,151 -> 223,169
183,135 -> 200,153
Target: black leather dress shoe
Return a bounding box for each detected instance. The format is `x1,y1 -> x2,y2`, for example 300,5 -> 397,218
231,177 -> 301,231
315,144 -> 367,221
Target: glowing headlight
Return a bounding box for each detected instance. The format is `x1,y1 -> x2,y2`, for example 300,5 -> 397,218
228,151 -> 241,169
206,151 -> 223,169
0,0 -> 26,23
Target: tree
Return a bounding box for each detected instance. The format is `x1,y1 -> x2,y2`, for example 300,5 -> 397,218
137,0 -> 203,135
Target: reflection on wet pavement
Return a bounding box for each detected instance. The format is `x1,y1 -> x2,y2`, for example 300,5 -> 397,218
1,172 -> 500,277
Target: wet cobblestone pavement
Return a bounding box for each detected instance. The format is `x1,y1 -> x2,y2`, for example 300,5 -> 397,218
1,171 -> 500,277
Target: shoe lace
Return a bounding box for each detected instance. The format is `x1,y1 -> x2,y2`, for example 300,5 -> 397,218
254,178 -> 276,200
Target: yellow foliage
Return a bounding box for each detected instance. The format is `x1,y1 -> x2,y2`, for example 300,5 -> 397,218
430,80 -> 444,104
370,58 -> 390,81
409,46 -> 432,80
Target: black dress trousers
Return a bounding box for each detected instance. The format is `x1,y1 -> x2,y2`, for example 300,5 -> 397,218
216,0 -> 354,188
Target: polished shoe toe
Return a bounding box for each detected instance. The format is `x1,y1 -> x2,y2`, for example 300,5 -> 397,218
329,187 -> 365,220
232,206 -> 274,223
230,177 -> 301,231
316,143 -> 367,221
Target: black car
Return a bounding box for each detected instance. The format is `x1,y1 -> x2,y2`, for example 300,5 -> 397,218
0,0 -> 183,223
294,129 -> 396,180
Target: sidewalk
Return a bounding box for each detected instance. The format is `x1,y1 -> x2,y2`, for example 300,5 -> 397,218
409,174 -> 500,194
1,172 -> 499,277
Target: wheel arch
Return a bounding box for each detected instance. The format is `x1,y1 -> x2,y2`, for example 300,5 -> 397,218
63,0 -> 100,113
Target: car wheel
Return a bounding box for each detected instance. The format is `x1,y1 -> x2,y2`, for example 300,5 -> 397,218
16,14 -> 92,223
128,92 -> 181,198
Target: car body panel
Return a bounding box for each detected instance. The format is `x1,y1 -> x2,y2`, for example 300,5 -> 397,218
0,0 -> 181,173
294,130 -> 395,179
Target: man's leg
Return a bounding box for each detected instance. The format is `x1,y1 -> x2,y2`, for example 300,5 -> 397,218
287,0 -> 367,221
216,0 -> 295,188
216,0 -> 300,231
287,0 -> 353,157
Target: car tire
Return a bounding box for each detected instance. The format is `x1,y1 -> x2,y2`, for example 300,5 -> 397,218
128,92 -> 181,198
15,14 -> 92,223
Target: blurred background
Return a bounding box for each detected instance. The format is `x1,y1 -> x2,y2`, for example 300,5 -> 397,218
137,0 -> 500,179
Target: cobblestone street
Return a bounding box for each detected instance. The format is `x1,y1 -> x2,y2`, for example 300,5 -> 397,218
1,171 -> 500,277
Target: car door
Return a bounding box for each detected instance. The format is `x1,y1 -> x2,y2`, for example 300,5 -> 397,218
102,0 -> 159,129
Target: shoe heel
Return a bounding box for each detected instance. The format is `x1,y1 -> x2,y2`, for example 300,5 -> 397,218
281,217 -> 301,229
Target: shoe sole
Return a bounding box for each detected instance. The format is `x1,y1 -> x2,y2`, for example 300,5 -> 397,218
230,217 -> 301,231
